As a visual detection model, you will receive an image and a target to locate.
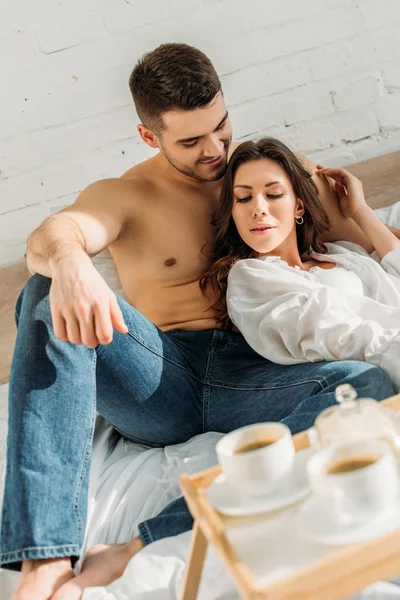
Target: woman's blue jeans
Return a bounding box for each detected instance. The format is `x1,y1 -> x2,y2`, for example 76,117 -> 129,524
0,274 -> 395,570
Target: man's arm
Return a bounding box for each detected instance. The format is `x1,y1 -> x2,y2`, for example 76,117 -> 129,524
26,178 -> 130,347
27,179 -> 127,277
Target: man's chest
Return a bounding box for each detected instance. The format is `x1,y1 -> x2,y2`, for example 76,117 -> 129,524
114,199 -> 217,284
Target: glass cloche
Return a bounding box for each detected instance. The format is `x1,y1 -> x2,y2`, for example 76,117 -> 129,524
308,384 -> 400,454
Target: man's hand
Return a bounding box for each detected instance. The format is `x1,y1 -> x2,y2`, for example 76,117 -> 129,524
49,251 -> 128,348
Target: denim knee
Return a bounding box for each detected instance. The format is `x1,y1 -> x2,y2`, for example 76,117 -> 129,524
16,273 -> 52,324
324,360 -> 395,400
356,363 -> 395,400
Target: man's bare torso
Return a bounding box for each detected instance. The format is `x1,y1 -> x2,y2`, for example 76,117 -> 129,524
108,154 -> 222,331
84,145 -> 376,333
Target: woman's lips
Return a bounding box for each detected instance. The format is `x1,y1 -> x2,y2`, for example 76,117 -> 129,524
250,226 -> 276,236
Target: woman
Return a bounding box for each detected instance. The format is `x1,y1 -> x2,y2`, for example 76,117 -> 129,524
201,138 -> 400,390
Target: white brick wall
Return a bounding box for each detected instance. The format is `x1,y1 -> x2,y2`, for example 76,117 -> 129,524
1,0 -> 400,266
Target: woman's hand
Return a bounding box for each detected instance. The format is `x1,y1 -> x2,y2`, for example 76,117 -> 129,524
317,165 -> 400,259
316,166 -> 367,220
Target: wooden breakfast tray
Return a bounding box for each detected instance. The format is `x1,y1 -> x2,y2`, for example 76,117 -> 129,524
179,394 -> 400,600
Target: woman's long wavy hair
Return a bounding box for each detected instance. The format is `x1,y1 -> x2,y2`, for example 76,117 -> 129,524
200,138 -> 331,329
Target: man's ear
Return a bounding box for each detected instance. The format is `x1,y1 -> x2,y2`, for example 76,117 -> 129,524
137,124 -> 160,149
296,198 -> 305,218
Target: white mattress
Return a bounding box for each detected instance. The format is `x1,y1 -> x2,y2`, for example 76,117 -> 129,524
2,201 -> 400,599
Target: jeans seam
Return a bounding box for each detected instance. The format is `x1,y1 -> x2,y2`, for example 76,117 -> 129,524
115,426 -> 162,447
125,329 -> 204,383
285,379 -> 327,416
202,385 -> 210,433
203,377 -> 327,391
202,331 -> 219,431
203,330 -> 218,385
73,350 -> 97,542
0,545 -> 80,563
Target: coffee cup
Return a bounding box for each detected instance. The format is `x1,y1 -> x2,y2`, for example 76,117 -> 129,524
307,439 -> 400,524
216,422 -> 295,496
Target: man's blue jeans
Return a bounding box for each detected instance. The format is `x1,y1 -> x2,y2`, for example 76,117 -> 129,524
0,274 -> 395,570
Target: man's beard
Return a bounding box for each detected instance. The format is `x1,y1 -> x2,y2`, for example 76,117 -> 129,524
162,138 -> 232,182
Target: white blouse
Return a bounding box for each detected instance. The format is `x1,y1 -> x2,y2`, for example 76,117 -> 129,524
227,242 -> 400,390
305,265 -> 364,297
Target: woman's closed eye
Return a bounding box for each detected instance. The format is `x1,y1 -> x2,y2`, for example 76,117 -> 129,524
235,193 -> 284,203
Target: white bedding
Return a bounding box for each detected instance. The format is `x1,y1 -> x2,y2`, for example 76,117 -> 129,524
2,201 -> 400,600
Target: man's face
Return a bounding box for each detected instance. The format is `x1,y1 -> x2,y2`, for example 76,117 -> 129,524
158,92 -> 232,182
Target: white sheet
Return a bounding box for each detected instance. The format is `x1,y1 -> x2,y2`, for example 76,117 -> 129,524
2,202 -> 400,600
78,418 -> 221,564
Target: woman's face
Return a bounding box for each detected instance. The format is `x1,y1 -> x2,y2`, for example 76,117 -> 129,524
231,158 -> 304,256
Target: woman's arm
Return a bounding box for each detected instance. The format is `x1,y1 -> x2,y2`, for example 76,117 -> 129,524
300,155 -> 400,251
316,166 -> 400,260
352,206 -> 400,259
299,155 -> 373,252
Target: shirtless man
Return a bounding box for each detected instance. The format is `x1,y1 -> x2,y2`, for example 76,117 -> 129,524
1,43 -> 396,600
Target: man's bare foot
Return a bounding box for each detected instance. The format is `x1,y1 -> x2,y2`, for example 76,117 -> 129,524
50,536 -> 144,600
11,557 -> 74,600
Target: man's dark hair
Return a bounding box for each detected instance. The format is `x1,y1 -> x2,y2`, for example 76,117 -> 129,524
129,43 -> 222,134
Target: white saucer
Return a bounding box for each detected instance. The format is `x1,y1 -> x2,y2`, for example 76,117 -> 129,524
207,447 -> 313,517
297,494 -> 400,545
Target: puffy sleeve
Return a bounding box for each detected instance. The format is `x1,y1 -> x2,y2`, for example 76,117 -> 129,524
381,246 -> 400,279
227,258 -> 397,366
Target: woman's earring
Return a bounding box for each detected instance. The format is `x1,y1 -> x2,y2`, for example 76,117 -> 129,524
295,216 -> 304,225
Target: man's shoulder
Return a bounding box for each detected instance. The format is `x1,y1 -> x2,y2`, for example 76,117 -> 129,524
81,158 -> 158,204
120,154 -> 159,185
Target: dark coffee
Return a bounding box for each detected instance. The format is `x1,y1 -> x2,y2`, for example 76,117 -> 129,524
234,437 -> 278,454
326,453 -> 382,475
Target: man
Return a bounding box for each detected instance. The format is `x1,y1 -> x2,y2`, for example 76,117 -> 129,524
1,43 -> 396,600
